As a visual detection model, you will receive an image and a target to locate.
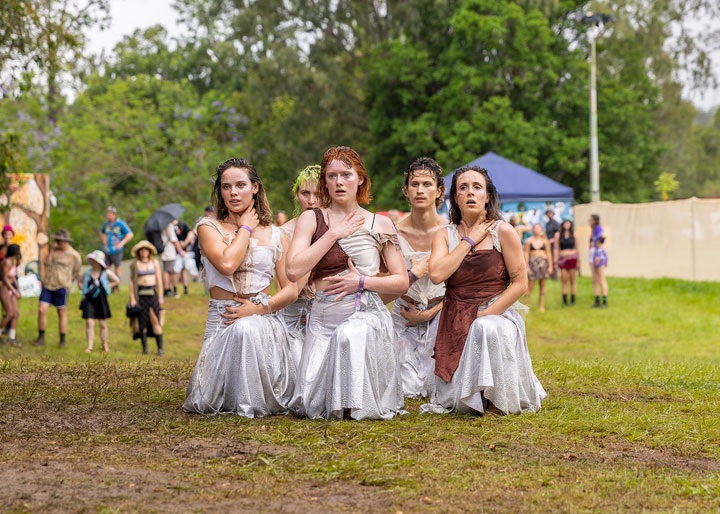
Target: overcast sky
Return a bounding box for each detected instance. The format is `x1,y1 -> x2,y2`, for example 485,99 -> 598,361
87,0 -> 719,111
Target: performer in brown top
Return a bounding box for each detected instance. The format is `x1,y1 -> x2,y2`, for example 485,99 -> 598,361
286,146 -> 408,420
422,166 -> 546,415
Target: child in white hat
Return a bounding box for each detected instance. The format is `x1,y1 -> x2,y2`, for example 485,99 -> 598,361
79,250 -> 119,352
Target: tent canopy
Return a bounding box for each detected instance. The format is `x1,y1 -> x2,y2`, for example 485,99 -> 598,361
444,152 -> 574,203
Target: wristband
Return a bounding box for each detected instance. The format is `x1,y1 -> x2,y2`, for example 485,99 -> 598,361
355,274 -> 366,310
408,270 -> 419,282
461,236 -> 476,249
238,225 -> 253,235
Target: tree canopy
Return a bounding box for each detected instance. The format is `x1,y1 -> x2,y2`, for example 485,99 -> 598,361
1,0 -> 718,253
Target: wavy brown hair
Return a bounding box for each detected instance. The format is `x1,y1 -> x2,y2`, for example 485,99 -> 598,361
404,157 -> 446,208
211,158 -> 272,226
448,166 -> 502,225
318,146 -> 372,207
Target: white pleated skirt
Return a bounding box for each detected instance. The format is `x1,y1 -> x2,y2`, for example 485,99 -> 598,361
421,303 -> 546,415
391,298 -> 441,399
290,291 -> 404,420
183,298 -> 296,418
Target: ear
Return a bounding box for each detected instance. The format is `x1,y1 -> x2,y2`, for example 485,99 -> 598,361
252,182 -> 259,195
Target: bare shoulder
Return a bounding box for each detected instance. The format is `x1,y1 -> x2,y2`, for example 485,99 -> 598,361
498,222 -> 521,244
372,213 -> 396,233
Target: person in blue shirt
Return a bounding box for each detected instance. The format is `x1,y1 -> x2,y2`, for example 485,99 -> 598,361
99,206 -> 134,291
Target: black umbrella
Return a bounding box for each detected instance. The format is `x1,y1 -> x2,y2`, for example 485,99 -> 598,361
144,203 -> 185,232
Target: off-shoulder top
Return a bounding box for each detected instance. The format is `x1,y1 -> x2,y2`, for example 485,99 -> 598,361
397,233 -> 445,306
310,209 -> 400,280
196,217 -> 283,294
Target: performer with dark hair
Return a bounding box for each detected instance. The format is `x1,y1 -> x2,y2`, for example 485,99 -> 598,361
423,166 -> 546,415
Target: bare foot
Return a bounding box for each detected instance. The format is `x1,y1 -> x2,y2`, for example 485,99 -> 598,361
84,348 -> 92,353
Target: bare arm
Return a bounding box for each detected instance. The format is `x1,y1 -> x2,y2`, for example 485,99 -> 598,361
99,229 -> 108,247
197,224 -> 253,276
523,238 -> 530,265
285,209 -> 363,282
119,231 -> 134,248
106,269 -> 120,289
553,232 -> 559,263
155,259 -> 164,304
129,264 -> 137,306
477,224 -> 528,317
545,236 -> 553,273
1,260 -> 14,289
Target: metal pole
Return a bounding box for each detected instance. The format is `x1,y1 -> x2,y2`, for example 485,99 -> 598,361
589,35 -> 600,203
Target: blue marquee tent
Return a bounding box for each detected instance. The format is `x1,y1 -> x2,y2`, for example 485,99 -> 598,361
443,152 -> 574,202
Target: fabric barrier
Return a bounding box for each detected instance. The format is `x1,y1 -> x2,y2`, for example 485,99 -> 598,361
573,198 -> 720,282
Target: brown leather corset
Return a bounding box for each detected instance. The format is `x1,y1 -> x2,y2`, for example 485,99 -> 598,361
309,208 -> 350,282
434,249 -> 509,382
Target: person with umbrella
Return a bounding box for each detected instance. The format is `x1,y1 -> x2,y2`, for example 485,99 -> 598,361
144,204 -> 186,298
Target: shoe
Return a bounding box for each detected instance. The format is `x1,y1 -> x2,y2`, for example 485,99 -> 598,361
157,348 -> 164,356
9,339 -> 21,347
34,334 -> 45,346
59,340 -> 66,349
591,303 -> 601,308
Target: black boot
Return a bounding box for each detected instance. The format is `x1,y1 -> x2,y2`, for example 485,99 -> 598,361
571,294 -> 576,306
141,333 -> 148,354
562,294 -> 568,306
591,295 -> 601,308
155,334 -> 164,356
602,296 -> 608,308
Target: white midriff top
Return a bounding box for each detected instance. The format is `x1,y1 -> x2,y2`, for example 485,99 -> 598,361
196,217 -> 282,294
397,233 -> 446,306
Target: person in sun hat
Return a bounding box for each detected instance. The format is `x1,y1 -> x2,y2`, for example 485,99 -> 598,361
35,229 -> 82,348
79,250 -> 119,353
129,240 -> 165,355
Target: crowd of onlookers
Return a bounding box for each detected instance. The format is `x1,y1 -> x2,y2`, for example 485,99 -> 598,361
0,204 -> 608,354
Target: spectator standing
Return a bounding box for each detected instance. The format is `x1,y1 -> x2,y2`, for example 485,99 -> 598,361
589,214 -> 609,308
275,210 -> 288,226
194,206 -> 214,272
173,220 -> 197,295
544,210 -> 560,279
161,220 -> 184,297
554,220 -> 579,306
100,207 -> 134,292
35,229 -> 82,348
1,225 -> 15,260
80,250 -> 119,353
129,241 -> 164,355
0,244 -> 21,346
523,223 -> 553,312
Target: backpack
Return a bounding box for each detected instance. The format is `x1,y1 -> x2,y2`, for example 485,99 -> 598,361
144,225 -> 165,254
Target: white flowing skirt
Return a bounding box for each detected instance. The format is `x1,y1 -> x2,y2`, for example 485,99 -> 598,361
183,298 -> 296,418
421,303 -> 546,415
290,291 -> 404,420
278,298 -> 312,370
391,298 -> 441,399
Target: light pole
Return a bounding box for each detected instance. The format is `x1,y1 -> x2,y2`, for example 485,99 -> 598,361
581,12 -> 614,203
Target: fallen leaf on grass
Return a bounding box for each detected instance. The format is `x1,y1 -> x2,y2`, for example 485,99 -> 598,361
562,454 -> 578,461
128,483 -> 136,488
488,444 -> 496,450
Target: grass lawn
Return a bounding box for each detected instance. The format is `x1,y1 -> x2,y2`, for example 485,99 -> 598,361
1,276 -> 719,512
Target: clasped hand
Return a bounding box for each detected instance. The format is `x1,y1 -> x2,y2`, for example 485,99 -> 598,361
323,258 -> 362,300
222,297 -> 265,324
461,219 -> 494,247
327,210 -> 364,240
